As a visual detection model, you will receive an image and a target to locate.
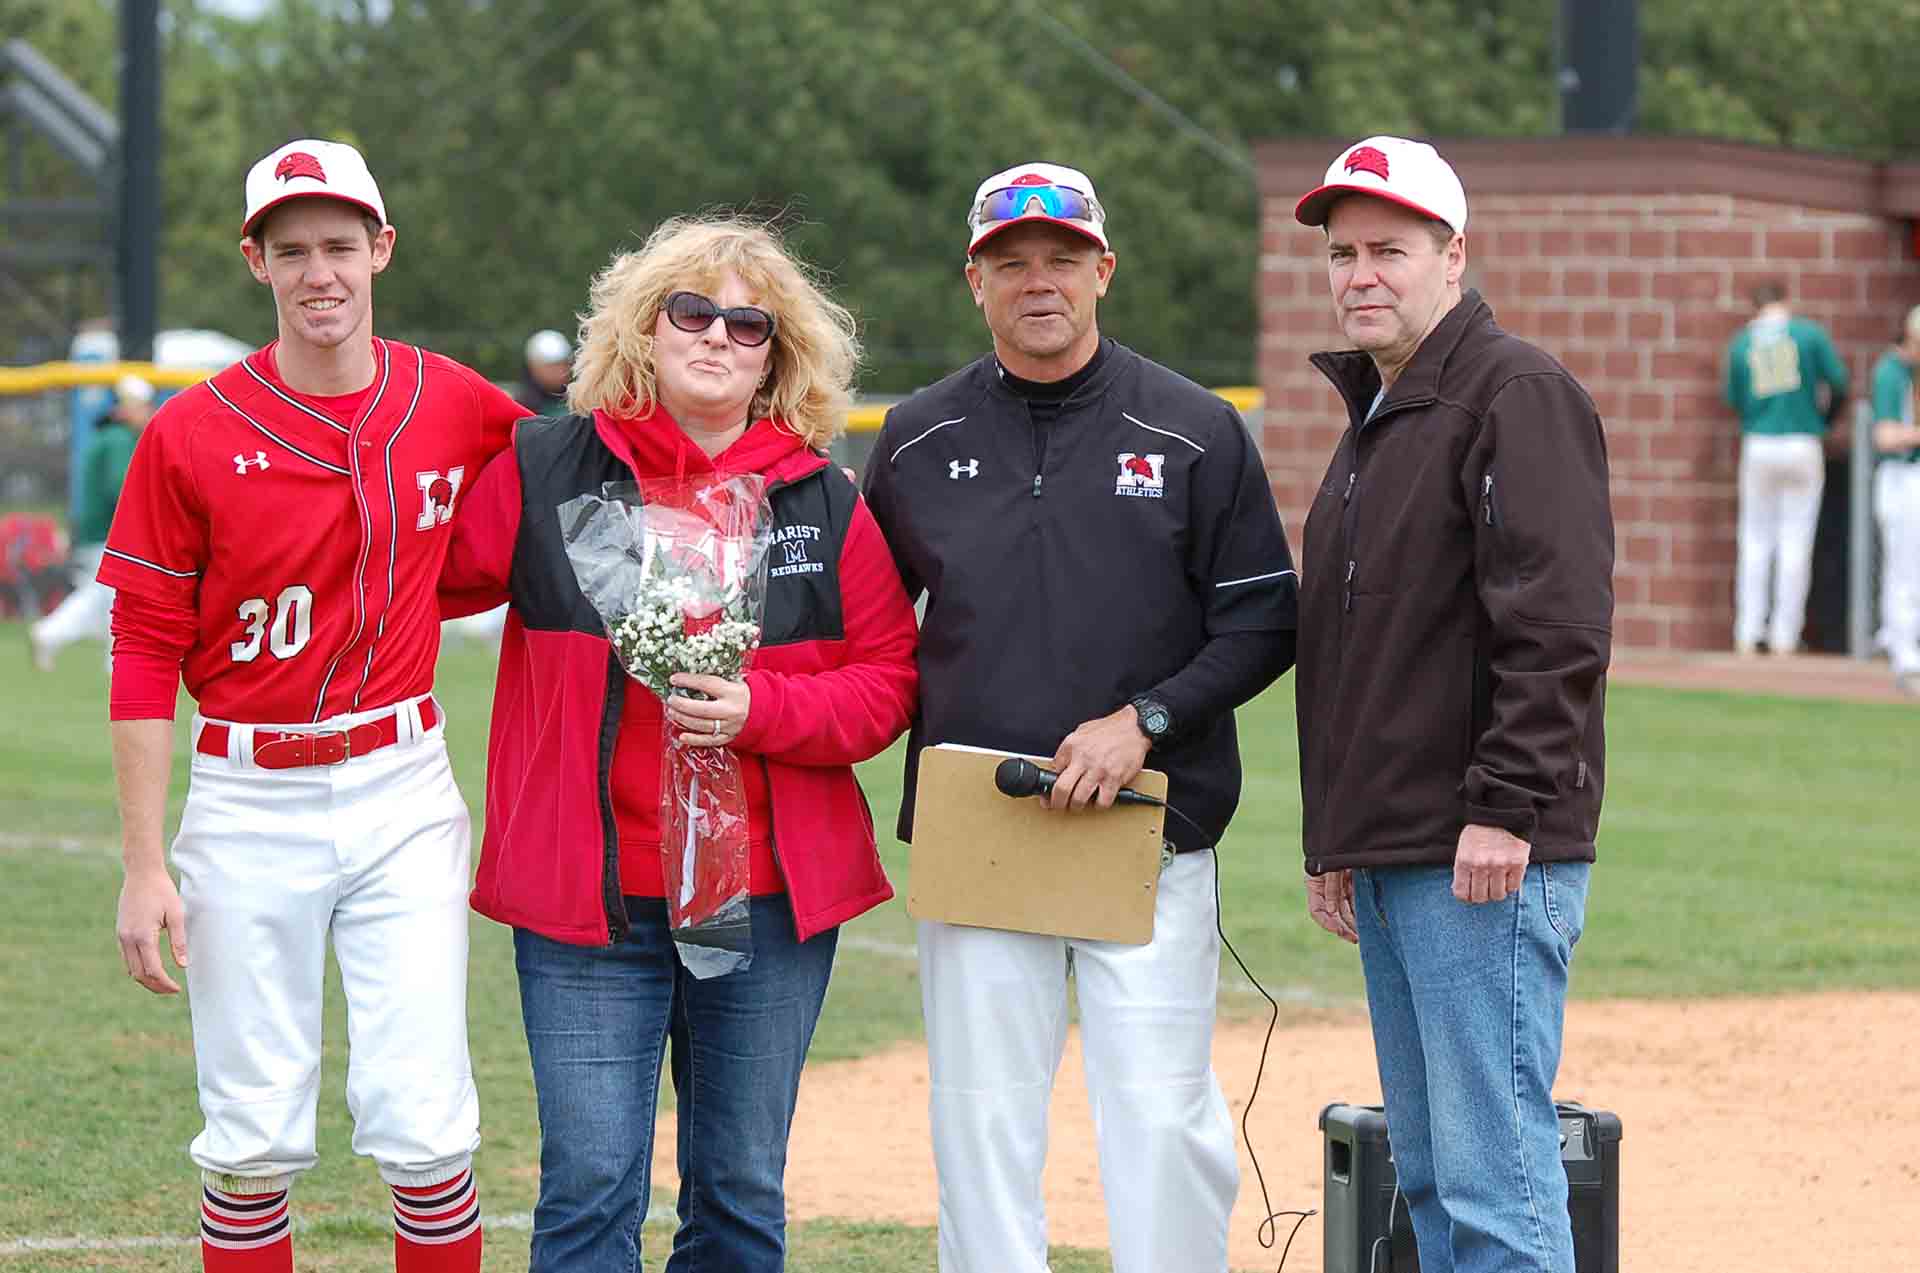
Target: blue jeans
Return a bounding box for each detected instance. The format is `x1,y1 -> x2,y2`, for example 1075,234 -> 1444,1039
1354,863 -> 1590,1273
514,895 -> 838,1273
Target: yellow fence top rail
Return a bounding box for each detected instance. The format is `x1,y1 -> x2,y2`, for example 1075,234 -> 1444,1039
1,362 -> 1266,429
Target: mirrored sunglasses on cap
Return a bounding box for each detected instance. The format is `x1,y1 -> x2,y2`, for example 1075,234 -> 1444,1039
662,290 -> 776,347
971,183 -> 1104,229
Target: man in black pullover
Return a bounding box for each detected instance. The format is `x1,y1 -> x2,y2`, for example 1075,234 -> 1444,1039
863,161 -> 1297,1273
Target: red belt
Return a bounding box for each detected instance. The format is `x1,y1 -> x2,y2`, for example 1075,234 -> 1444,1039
197,699 -> 440,770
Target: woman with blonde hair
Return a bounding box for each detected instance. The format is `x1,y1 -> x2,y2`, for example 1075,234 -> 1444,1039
441,215 -> 918,1271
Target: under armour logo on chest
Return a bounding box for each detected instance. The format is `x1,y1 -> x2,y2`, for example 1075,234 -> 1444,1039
234,451 -> 271,474
949,458 -> 979,480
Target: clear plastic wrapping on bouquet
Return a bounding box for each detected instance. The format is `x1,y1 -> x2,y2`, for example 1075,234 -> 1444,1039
556,475 -> 773,978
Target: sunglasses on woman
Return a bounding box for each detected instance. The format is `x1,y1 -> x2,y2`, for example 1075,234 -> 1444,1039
662,290 -> 777,348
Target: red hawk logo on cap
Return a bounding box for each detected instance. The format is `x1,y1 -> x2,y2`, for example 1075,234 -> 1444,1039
274,151 -> 327,184
1009,172 -> 1052,187
1343,146 -> 1390,181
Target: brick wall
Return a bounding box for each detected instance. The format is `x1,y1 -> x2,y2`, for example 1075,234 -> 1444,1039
1253,138 -> 1920,651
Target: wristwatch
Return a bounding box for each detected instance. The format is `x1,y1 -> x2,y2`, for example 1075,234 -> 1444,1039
1129,693 -> 1173,747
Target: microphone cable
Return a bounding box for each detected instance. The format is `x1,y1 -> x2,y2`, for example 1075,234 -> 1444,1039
1158,800 -> 1317,1273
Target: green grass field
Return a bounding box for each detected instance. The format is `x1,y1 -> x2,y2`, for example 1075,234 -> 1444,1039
3,623 -> 1917,1270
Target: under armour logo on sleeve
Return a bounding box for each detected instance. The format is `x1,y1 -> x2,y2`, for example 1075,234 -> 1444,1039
234,452 -> 271,474
949,458 -> 979,480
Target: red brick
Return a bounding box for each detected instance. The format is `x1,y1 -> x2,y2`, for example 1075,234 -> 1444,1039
1677,228 -> 1757,259
1603,348 -> 1643,378
1651,350 -> 1713,381
1535,309 -> 1574,340
1563,269 -> 1600,298
1796,271 -> 1859,304
1647,429 -> 1705,464
1866,271 -> 1920,305
1651,270 -> 1723,303
1262,269 -> 1302,297
1614,573 -> 1649,606
1674,308 -> 1744,344
1627,391 -> 1669,423
1763,229 -> 1823,260
1607,270 -> 1647,300
1538,229 -> 1576,259
1628,230 -> 1672,258
1650,573 -> 1720,607
1561,350 -> 1603,380
1626,309 -> 1667,342
1667,616 -> 1727,651
1609,491 -> 1652,522
1831,227 -> 1895,262
1672,534 -> 1738,568
1581,310 -> 1621,342
1618,614 -> 1661,648
1581,229 -> 1626,257
1621,530 -> 1665,566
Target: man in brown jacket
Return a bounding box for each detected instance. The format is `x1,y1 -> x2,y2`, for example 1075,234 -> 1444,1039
1292,136 -> 1614,1273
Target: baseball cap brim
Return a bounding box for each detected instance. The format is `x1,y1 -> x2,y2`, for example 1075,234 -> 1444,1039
968,215 -> 1108,257
1295,183 -> 1457,231
243,190 -> 385,238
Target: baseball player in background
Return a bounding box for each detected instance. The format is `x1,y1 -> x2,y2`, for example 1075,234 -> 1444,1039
27,374 -> 156,673
1722,282 -> 1850,656
102,139 -> 524,1273
1869,303 -> 1920,694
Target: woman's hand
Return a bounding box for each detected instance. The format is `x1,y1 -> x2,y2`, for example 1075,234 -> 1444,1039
666,673 -> 752,747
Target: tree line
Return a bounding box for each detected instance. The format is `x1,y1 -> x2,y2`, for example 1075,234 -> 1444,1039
6,0 -> 1919,392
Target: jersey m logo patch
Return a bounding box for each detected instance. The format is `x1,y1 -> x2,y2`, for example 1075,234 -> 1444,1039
1115,452 -> 1165,498
415,467 -> 466,529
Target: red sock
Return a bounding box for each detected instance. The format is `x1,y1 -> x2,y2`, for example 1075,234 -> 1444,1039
391,1168 -> 482,1272
199,1183 -> 292,1273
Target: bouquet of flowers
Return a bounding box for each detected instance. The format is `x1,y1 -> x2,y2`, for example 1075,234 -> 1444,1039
557,476 -> 773,978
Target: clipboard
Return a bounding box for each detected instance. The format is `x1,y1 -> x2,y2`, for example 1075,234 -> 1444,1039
905,743 -> 1167,944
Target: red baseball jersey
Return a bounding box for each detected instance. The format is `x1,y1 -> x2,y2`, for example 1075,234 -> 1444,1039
100,339 -> 523,723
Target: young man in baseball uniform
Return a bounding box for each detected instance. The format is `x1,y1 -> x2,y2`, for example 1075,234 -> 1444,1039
103,139 -> 525,1273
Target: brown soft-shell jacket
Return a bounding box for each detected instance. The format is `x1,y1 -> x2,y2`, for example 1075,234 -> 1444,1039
1297,291 -> 1614,875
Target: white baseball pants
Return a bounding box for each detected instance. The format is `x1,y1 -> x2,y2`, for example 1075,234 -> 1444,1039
1877,462 -> 1920,676
1735,433 -> 1826,652
31,544 -> 113,668
174,694 -> 479,1190
920,848 -> 1239,1273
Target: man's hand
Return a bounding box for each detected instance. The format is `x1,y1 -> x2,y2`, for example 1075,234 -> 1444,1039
1452,823 -> 1530,904
117,865 -> 188,995
1305,870 -> 1358,943
1045,705 -> 1151,810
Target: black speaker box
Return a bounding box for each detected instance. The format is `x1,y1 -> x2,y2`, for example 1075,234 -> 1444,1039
1319,1101 -> 1621,1273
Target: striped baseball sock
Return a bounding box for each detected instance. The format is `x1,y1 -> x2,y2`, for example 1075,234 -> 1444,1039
199,1182 -> 292,1272
390,1168 -> 482,1272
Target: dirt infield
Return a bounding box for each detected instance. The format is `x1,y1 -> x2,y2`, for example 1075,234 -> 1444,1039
1610,647 -> 1917,706
648,992 -> 1920,1270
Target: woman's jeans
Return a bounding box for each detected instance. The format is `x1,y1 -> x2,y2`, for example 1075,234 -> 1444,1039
1354,862 -> 1590,1273
514,895 -> 837,1273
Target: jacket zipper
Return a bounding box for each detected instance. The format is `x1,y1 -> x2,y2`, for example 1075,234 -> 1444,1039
1481,471 -> 1500,527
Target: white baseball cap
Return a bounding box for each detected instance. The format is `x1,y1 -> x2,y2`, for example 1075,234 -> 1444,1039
966,162 -> 1109,256
1294,135 -> 1468,234
114,374 -> 156,405
242,138 -> 387,238
525,329 -> 571,365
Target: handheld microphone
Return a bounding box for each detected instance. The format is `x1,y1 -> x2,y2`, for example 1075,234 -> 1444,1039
993,756 -> 1164,808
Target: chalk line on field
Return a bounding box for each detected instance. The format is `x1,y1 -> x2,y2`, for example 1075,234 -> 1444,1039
0,1211 -> 549,1255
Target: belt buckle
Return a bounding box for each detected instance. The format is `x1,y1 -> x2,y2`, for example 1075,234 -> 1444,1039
253,729 -> 350,769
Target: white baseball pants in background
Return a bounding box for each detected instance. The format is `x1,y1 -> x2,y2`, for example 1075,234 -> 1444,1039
1735,433 -> 1826,652
920,848 -> 1239,1273
174,695 -> 479,1190
1877,462 -> 1920,676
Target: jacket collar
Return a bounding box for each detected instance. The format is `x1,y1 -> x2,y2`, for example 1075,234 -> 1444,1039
1310,289 -> 1492,424
977,338 -> 1131,409
592,404 -> 826,486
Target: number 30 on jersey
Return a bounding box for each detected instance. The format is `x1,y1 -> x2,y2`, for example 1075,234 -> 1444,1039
231,585 -> 314,662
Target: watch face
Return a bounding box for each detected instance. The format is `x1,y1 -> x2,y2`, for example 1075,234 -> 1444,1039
1142,705 -> 1170,736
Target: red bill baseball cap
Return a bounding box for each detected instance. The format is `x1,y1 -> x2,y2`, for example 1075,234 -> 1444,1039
242,138 -> 388,238
967,162 -> 1109,257
1295,135 -> 1468,234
